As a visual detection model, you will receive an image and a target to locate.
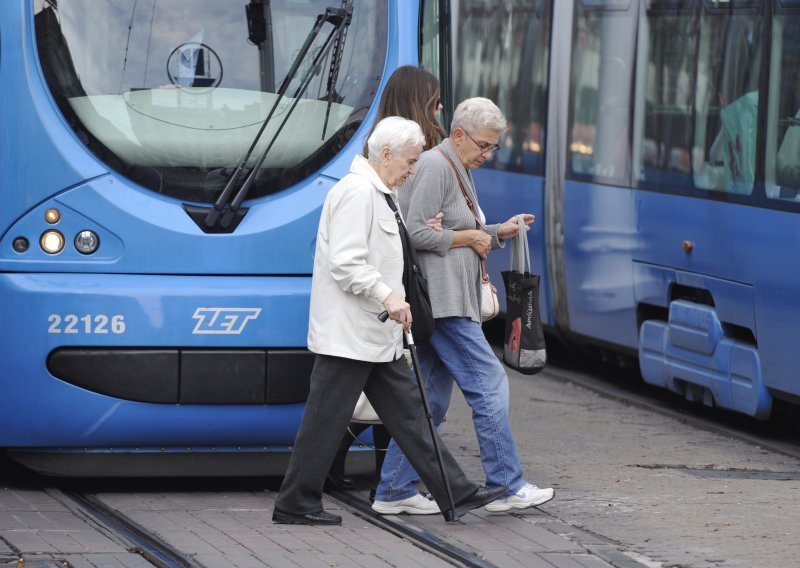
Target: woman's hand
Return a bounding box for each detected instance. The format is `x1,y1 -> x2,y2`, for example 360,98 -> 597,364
425,212 -> 444,232
498,214 -> 535,240
451,229 -> 491,258
383,292 -> 412,325
468,229 -> 491,259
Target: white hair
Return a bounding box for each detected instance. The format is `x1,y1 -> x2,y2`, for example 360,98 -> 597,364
451,97 -> 507,134
367,116 -> 425,161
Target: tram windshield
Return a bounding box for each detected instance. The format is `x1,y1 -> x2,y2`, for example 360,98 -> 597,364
33,0 -> 386,203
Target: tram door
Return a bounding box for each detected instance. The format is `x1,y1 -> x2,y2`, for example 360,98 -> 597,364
562,0 -> 641,348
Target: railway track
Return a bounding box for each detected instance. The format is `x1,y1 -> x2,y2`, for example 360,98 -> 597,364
326,488 -> 498,568
45,488 -> 203,568
320,342 -> 800,568
28,480 -> 499,568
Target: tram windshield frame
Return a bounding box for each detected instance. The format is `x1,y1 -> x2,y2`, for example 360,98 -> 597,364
33,0 -> 387,203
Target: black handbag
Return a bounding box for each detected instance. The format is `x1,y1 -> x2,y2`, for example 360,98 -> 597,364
384,194 -> 435,344
501,215 -> 546,374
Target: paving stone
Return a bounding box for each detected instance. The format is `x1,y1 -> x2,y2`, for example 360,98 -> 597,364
539,552 -> 617,567
62,552 -> 155,568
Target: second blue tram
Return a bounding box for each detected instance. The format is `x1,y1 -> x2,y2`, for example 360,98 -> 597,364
426,0 -> 800,420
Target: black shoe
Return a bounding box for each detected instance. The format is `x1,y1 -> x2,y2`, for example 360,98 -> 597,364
324,474 -> 355,490
450,486 -> 507,521
272,508 -> 342,525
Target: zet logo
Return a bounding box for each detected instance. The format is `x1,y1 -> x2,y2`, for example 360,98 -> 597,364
192,307 -> 261,334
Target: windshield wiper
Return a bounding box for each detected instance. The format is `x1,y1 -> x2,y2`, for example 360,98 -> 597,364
322,0 -> 353,141
194,5 -> 353,233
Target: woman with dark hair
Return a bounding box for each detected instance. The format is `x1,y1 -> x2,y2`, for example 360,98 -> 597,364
374,65 -> 447,149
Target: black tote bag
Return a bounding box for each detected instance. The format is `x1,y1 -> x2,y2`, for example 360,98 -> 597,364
501,215 -> 546,374
384,194 -> 435,344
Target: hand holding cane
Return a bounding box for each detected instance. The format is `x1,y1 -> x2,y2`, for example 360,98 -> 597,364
378,310 -> 456,521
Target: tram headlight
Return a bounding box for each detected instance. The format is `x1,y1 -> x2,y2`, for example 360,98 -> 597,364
12,237 -> 29,253
44,208 -> 61,224
74,230 -> 100,254
40,230 -> 65,254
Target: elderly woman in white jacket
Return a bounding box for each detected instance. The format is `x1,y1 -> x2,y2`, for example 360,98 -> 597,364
272,116 -> 505,526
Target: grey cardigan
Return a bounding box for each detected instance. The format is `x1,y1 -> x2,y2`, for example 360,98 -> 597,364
398,139 -> 503,323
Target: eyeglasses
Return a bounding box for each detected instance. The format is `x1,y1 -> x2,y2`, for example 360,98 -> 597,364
465,131 -> 500,155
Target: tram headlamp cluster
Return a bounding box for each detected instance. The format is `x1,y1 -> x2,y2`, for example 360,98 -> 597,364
40,230 -> 65,254
18,208 -> 102,256
38,230 -> 100,255
74,230 -> 100,254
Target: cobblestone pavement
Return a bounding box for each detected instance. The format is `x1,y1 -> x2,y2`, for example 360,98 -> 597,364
436,360 -> 800,568
0,477 -> 623,568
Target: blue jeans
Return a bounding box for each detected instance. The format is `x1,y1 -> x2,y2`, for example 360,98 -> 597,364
374,317 -> 525,502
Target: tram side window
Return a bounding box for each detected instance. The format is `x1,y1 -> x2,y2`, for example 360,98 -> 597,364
691,9 -> 763,195
450,0 -> 552,175
636,7 -> 698,192
567,1 -> 637,186
419,0 -> 442,84
766,13 -> 800,201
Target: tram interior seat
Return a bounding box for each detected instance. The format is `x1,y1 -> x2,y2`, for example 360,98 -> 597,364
694,91 -> 758,195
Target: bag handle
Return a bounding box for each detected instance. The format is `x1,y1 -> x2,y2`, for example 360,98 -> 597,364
384,193 -> 409,254
509,213 -> 532,274
436,148 -> 491,283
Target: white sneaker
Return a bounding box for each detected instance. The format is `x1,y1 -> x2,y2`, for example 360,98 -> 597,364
372,493 -> 441,515
484,483 -> 554,512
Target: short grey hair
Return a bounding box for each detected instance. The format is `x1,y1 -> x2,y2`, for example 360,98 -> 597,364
367,116 -> 425,161
450,97 -> 507,134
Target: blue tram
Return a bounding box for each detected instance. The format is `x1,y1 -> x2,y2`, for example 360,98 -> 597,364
2,0 -> 798,477
432,0 -> 800,419
0,0 -> 410,475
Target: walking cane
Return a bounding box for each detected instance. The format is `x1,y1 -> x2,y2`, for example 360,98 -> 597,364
378,310 -> 456,521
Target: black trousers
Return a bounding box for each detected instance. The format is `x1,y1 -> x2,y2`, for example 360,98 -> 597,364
274,354 -> 478,514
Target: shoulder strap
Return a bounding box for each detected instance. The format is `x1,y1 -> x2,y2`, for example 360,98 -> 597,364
435,149 -> 490,282
436,148 -> 477,215
383,193 -> 405,232
384,193 -> 423,282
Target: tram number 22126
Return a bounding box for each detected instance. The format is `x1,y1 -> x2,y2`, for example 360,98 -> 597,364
47,314 -> 126,334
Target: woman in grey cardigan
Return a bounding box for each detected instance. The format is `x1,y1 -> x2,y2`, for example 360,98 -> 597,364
372,98 -> 555,514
